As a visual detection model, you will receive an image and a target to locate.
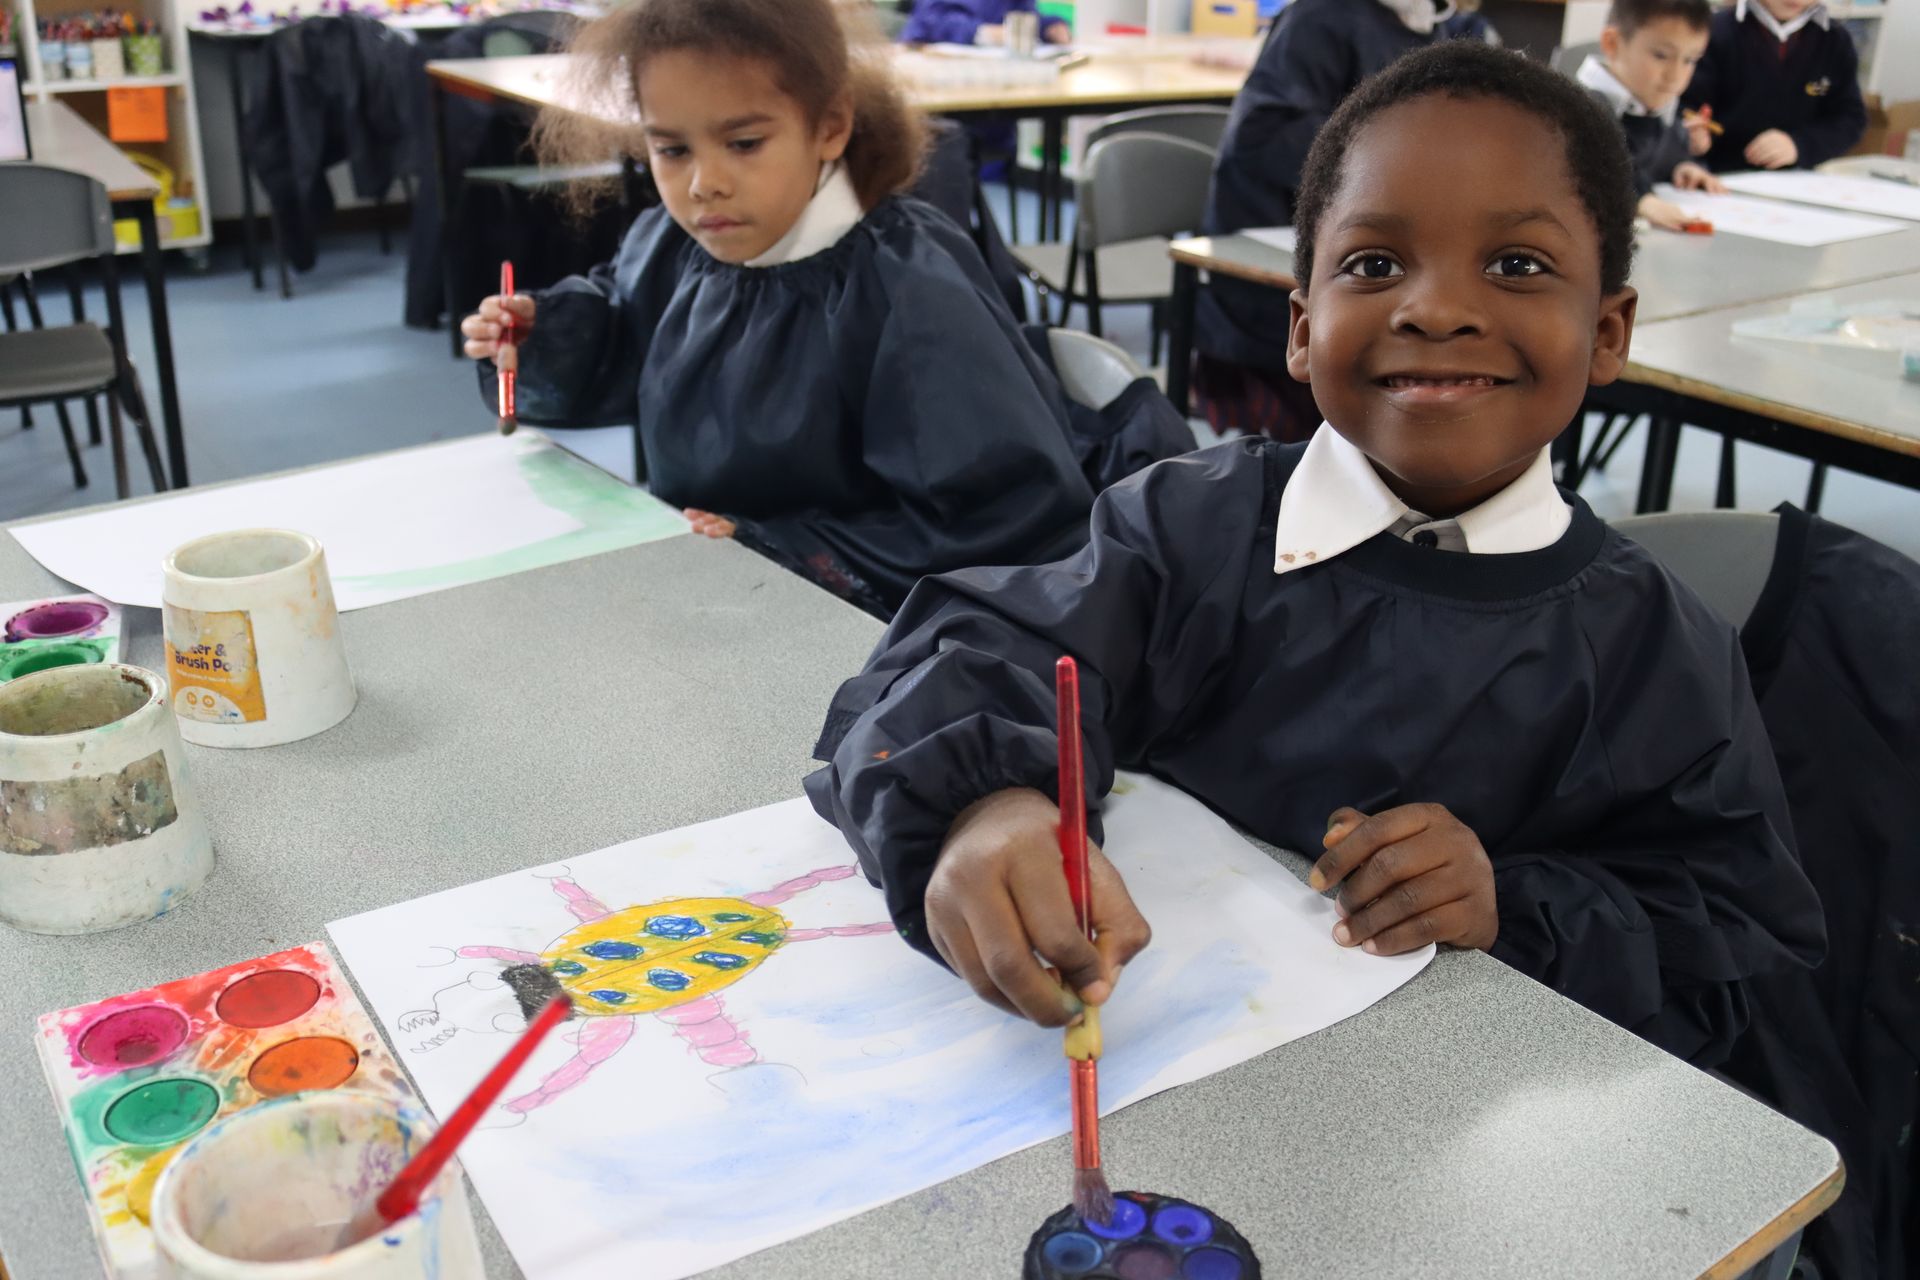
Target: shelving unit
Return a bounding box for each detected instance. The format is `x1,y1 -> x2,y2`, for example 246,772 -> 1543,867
9,0 -> 212,253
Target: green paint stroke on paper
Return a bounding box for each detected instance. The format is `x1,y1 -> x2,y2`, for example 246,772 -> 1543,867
333,447 -> 686,593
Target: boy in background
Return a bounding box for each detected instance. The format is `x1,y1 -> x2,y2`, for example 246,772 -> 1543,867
1576,0 -> 1726,230
1682,0 -> 1866,171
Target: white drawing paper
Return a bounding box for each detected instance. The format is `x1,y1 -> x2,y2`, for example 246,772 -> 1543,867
1651,184 -> 1907,246
1719,169 -> 1920,224
10,433 -> 687,612
329,773 -> 1430,1280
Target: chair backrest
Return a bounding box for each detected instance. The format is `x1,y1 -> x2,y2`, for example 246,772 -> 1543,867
1612,511 -> 1781,627
480,11 -> 580,57
0,164 -> 114,274
1087,106 -> 1232,154
1078,132 -> 1216,249
1048,328 -> 1144,409
1549,41 -> 1601,77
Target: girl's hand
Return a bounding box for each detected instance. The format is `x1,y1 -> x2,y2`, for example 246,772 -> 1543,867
1638,192 -> 1691,231
461,294 -> 536,362
1311,804 -> 1498,956
1745,129 -> 1798,169
683,509 -> 737,539
1672,162 -> 1726,194
926,788 -> 1152,1025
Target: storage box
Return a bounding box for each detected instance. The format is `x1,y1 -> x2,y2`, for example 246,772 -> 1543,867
1191,0 -> 1257,38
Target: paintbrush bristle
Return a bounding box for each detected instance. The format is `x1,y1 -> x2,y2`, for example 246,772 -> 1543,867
1073,1166 -> 1114,1227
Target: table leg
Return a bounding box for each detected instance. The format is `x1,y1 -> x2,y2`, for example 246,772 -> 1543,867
1635,415 -> 1679,514
432,77 -> 463,359
1804,462 -> 1828,514
229,41 -> 263,291
1042,114 -> 1064,242
131,200 -> 188,488
1167,261 -> 1197,416
1714,435 -> 1737,508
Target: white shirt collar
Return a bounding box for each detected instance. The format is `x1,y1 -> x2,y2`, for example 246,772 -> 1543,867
1734,0 -> 1829,41
744,162 -> 864,268
1376,0 -> 1457,35
1575,54 -> 1678,124
1272,426 -> 1572,576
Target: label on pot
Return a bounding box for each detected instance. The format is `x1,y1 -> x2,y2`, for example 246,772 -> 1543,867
164,606 -> 267,723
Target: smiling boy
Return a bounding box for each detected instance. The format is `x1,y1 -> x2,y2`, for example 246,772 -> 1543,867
806,42 -> 1823,1068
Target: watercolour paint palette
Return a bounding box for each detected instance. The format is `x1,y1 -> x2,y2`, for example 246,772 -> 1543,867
0,593 -> 125,683
34,942 -> 418,1279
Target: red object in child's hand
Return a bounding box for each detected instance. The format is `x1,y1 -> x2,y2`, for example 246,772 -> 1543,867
497,261 -> 518,434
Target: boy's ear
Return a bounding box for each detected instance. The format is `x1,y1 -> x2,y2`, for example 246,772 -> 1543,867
1599,25 -> 1621,62
1286,289 -> 1312,384
819,93 -> 855,162
1588,286 -> 1638,387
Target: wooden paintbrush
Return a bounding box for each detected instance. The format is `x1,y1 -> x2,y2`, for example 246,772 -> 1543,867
497,260 -> 518,436
1056,655 -> 1113,1226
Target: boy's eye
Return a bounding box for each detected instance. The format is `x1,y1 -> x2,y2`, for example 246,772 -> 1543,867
728,137 -> 764,154
652,144 -> 688,160
1489,253 -> 1548,278
1337,253 -> 1404,280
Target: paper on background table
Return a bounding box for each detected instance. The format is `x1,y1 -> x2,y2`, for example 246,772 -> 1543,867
11,433 -> 688,612
1242,225 -> 1297,253
1652,184 -> 1907,246
1720,170 -> 1920,224
329,772 -> 1430,1280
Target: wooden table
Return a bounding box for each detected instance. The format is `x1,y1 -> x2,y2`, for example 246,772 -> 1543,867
1596,272 -> 1920,512
9,100 -> 187,490
1165,232 -> 1296,414
0,449 -> 1844,1280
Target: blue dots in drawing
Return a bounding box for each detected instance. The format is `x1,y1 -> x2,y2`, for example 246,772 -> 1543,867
711,912 -> 751,923
587,989 -> 630,1006
692,951 -> 748,970
647,969 -> 692,992
736,931 -> 782,948
550,959 -> 588,976
645,916 -> 707,940
581,941 -> 643,961
1041,1232 -> 1104,1274
1086,1196 -> 1147,1240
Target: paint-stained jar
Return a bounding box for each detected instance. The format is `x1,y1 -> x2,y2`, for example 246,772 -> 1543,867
0,662 -> 215,934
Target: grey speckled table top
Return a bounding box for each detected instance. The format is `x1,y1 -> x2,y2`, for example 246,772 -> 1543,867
0,514 -> 1838,1279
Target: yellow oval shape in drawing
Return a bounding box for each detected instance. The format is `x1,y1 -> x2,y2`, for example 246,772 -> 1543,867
538,897 -> 789,1015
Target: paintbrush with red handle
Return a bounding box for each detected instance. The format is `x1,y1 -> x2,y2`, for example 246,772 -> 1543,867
340,993 -> 571,1246
1056,655 -> 1113,1226
496,260 -> 518,436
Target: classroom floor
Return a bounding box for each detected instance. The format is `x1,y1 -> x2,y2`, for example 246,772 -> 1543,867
3,209 -> 1917,567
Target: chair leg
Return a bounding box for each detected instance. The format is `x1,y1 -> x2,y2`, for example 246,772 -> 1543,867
1149,302 -> 1164,367
1057,245 -> 1080,328
65,268 -> 103,444
1083,249 -> 1104,339
0,281 -> 31,430
1591,413 -> 1638,471
115,358 -> 170,494
53,401 -> 89,489
106,380 -> 131,501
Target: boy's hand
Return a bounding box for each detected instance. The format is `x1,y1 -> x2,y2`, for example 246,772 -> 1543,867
1745,129 -> 1799,169
1686,119 -> 1715,156
461,294 -> 536,362
1672,162 -> 1726,194
1638,193 -> 1692,231
1042,20 -> 1071,43
926,787 -> 1152,1025
683,509 -> 737,539
1310,804 -> 1498,956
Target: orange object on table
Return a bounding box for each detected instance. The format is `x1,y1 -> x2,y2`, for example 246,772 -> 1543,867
107,87 -> 168,143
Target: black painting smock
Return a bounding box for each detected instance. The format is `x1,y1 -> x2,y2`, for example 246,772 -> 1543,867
490,197 -> 1110,616
806,440 -> 1824,1066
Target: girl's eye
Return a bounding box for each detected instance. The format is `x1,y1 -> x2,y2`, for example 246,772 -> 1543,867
1490,253 -> 1548,278
1338,253 -> 1404,280
728,137 -> 764,154
652,145 -> 688,160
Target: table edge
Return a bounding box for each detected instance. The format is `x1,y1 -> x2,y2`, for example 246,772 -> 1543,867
1621,361 -> 1920,457
1169,242 -> 1297,290
1698,1159 -> 1845,1279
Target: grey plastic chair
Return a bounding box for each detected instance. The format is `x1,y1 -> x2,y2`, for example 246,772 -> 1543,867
1549,41 -> 1602,77
1083,105 -> 1232,152
1014,131 -> 1217,351
1047,328 -> 1145,410
1612,511 -> 1781,627
0,164 -> 169,498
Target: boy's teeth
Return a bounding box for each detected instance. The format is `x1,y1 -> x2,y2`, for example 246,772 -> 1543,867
1388,375 -> 1496,387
